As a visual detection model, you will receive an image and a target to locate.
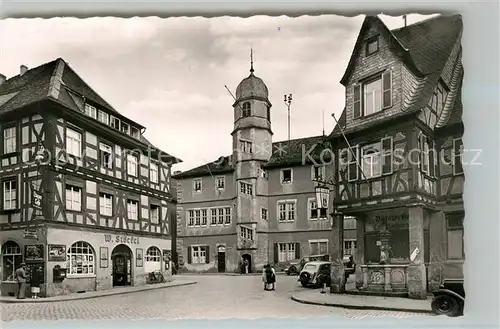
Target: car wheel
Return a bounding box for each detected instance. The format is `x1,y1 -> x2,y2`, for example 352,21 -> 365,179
431,295 -> 460,317
289,266 -> 296,275
299,272 -> 310,287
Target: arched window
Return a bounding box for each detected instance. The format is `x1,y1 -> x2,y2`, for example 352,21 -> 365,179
144,246 -> 162,273
67,241 -> 95,276
242,102 -> 251,117
2,241 -> 22,281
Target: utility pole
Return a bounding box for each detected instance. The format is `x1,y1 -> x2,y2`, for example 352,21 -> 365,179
284,94 -> 292,141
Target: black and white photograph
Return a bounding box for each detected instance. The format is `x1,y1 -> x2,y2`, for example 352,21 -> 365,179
0,6 -> 493,325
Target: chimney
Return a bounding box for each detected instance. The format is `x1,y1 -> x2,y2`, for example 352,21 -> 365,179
20,65 -> 28,76
0,73 -> 6,86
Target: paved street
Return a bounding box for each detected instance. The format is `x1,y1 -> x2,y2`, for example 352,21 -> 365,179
1,275 -> 431,321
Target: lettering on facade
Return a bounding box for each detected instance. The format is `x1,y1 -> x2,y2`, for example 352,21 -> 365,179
374,213 -> 409,230
104,234 -> 140,245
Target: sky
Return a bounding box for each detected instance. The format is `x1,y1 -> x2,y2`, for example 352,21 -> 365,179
0,14 -> 438,172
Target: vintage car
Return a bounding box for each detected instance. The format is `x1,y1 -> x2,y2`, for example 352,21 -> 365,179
284,254 -> 330,276
431,278 -> 465,317
298,261 -> 331,288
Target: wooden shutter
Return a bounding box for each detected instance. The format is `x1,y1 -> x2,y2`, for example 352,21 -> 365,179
353,85 -> 362,118
187,246 -> 192,264
348,145 -> 359,181
274,243 -> 279,263
205,246 -> 210,264
295,243 -> 300,259
382,70 -> 392,108
381,136 -> 394,175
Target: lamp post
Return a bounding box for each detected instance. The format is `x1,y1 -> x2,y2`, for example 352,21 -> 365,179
284,94 -> 292,141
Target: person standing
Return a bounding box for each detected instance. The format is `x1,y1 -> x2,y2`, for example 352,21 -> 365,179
262,264 -> 276,291
15,263 -> 27,299
244,259 -> 249,274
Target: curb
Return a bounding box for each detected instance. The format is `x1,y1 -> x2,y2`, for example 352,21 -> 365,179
290,296 -> 434,314
0,281 -> 197,304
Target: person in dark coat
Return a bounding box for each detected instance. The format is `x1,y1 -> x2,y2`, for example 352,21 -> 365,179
262,264 -> 276,291
15,263 -> 27,299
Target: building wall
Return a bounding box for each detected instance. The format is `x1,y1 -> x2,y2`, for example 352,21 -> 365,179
45,226 -> 171,297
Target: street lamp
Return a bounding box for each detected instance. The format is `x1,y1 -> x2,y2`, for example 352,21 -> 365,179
284,94 -> 292,141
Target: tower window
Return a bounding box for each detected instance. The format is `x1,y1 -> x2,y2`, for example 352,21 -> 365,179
267,106 -> 271,121
242,102 -> 251,117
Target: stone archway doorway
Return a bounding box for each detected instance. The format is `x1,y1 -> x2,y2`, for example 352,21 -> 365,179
111,244 -> 133,287
242,254 -> 252,274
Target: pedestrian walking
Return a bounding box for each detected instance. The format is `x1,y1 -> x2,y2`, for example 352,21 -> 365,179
15,263 -> 27,299
262,264 -> 276,291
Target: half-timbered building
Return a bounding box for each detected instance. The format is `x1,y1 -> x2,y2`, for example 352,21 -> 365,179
0,58 -> 181,297
327,15 -> 464,299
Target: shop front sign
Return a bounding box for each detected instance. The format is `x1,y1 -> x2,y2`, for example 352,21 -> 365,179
104,234 -> 140,245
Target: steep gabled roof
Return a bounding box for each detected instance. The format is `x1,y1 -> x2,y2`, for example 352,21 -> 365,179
0,58 -> 182,163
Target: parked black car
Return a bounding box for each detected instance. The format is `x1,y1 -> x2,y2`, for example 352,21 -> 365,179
431,278 -> 465,317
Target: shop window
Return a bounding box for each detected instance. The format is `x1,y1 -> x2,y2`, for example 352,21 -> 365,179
145,246 -> 162,273
2,241 -> 22,281
67,241 -> 95,276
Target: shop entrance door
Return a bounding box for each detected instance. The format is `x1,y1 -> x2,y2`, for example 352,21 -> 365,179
111,244 -> 132,287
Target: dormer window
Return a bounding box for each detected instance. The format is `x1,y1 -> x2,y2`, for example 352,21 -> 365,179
366,37 -> 379,56
121,122 -> 130,135
98,111 -> 109,125
353,70 -> 392,118
131,127 -> 140,139
242,102 -> 251,117
85,104 -> 97,119
110,116 -> 121,130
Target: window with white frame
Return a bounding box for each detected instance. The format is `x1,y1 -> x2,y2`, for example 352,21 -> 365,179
131,127 -> 140,139
224,207 -> 231,224
65,185 -> 81,211
418,133 -> 431,174
66,128 -> 82,158
2,179 -> 17,210
277,200 -> 296,222
2,241 -> 22,281
308,199 -> 327,220
85,104 -> 97,119
281,168 -> 293,184
217,208 -> 224,225
150,204 -> 160,224
3,127 -> 16,154
278,243 -> 296,262
126,153 -> 138,177
127,199 -> 138,220
310,240 -> 328,255
361,142 -> 382,179
240,182 -> 253,196
66,241 -> 95,276
150,162 -> 159,183
110,116 -> 120,130
194,209 -> 201,226
240,140 -> 253,154
364,79 -> 383,115
121,122 -> 130,135
261,207 -> 268,221
98,110 -> 109,125
201,209 -> 208,226
216,176 -> 225,190
353,71 -> 392,119
99,192 -> 113,216
144,246 -> 162,273
99,143 -> 113,169
193,179 -> 202,193
311,165 -> 326,181
240,226 -> 254,241
188,210 -> 195,226
344,240 -> 357,256
191,246 -> 206,264
210,209 -> 217,225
